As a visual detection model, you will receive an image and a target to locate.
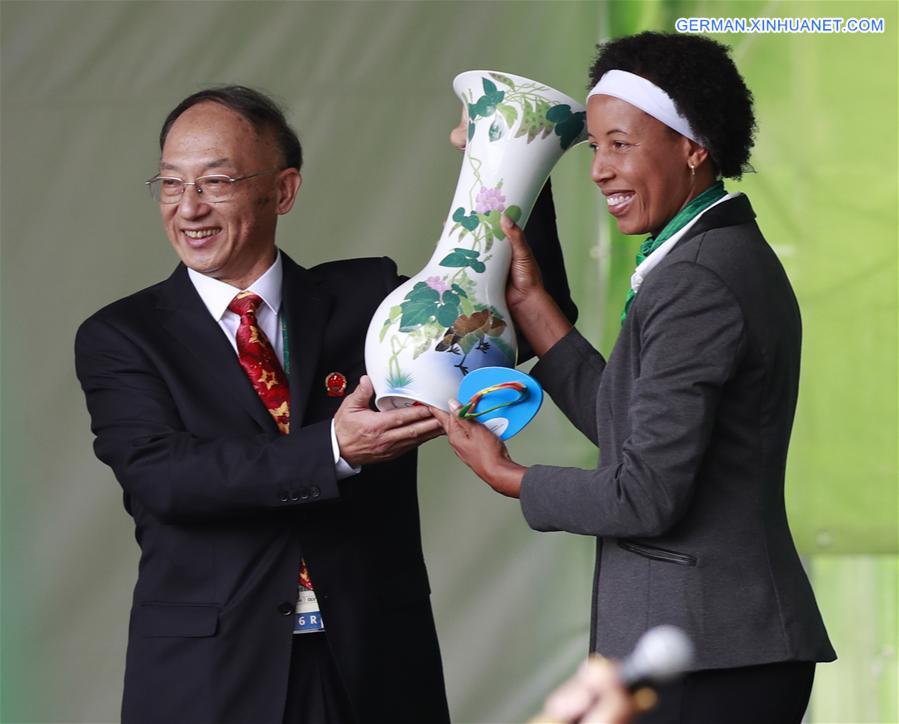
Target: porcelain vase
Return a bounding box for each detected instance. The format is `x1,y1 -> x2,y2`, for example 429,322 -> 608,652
364,70 -> 587,411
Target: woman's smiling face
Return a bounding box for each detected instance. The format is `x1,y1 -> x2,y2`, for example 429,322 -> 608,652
587,94 -> 698,237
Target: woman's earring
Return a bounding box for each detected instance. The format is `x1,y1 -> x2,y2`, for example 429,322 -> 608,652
689,163 -> 695,177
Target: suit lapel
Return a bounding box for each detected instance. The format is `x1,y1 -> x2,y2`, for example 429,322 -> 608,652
156,265 -> 278,433
281,253 -> 332,427
678,193 -> 756,244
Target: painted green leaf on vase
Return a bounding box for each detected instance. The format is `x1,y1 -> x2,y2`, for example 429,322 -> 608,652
437,300 -> 460,327
514,99 -> 546,143
488,118 -> 505,142
489,72 -> 515,88
536,99 -> 554,138
555,111 -> 586,149
379,318 -> 392,342
439,248 -> 486,274
452,206 -> 479,231
483,209 -> 505,241
440,249 -> 477,267
398,282 -> 439,331
505,205 -> 522,224
379,304 -> 404,341
469,79 -> 505,120
406,282 -> 440,302
400,301 -> 436,331
461,215 -> 479,231
497,103 -> 518,128
545,103 -> 572,123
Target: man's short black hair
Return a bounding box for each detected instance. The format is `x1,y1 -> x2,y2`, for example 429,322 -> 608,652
588,32 -> 755,179
159,85 -> 303,170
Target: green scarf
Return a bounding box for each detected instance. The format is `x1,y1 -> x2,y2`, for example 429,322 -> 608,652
620,180 -> 727,324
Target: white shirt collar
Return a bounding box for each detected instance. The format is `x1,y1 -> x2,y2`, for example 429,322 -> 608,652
187,250 -> 283,319
631,193 -> 740,293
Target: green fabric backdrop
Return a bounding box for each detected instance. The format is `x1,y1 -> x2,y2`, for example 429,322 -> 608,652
597,4 -> 898,719
1,1 -> 895,722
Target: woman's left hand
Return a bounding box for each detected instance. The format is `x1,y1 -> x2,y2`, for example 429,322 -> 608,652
429,401 -> 527,498
503,216 -> 546,313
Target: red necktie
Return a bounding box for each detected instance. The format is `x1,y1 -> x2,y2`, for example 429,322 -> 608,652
228,291 -> 314,591
228,291 -> 291,434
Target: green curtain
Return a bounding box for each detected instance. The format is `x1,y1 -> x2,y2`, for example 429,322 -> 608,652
598,3 -> 898,721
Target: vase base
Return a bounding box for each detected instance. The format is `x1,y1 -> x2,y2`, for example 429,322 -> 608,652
376,391 -> 449,413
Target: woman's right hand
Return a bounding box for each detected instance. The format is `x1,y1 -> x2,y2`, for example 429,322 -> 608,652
429,401 -> 527,498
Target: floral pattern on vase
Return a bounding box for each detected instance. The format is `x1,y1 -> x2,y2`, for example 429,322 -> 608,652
365,71 -> 586,411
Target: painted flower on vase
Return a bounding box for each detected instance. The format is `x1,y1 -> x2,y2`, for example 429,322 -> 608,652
425,276 -> 449,294
475,186 -> 506,214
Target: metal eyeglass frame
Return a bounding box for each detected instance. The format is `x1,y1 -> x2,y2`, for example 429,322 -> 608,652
145,169 -> 282,204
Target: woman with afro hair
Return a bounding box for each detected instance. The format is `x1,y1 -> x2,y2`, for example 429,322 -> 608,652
434,31 -> 835,723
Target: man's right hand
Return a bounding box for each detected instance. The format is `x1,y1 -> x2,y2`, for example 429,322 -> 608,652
334,376 -> 444,467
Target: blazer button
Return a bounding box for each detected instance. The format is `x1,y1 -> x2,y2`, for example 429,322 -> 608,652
278,492 -> 289,502
299,488 -> 311,501
277,601 -> 293,616
289,491 -> 300,501
310,486 -> 321,498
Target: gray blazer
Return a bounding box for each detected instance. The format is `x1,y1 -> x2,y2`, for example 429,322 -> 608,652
521,195 -> 836,670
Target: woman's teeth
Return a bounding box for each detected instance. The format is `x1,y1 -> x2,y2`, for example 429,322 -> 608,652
606,193 -> 633,208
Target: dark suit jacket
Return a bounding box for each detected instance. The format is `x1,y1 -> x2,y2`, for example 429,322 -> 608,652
520,195 -> 836,670
75,185 -> 575,723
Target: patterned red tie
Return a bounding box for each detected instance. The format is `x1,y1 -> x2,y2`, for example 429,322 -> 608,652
228,291 -> 314,591
228,291 -> 290,434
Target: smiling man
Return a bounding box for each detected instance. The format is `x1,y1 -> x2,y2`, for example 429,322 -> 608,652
74,85 -> 576,724
74,86 -> 453,724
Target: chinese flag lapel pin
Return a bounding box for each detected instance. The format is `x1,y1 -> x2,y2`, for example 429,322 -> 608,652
325,372 -> 348,397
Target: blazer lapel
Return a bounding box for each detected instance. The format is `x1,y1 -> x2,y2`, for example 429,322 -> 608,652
281,253 -> 332,427
680,193 -> 757,244
156,265 -> 278,433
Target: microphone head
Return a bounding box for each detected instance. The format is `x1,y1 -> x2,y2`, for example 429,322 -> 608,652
620,625 -> 694,687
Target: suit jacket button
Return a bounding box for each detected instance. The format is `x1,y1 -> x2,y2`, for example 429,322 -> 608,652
289,491 -> 300,501
310,486 -> 321,498
299,488 -> 311,501
277,601 -> 293,616
278,492 -> 289,502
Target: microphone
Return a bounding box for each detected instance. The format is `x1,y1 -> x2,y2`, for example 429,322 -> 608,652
528,626 -> 694,724
617,625 -> 694,690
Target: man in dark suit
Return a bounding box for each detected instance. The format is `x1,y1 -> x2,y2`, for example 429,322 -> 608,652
75,85 -> 575,723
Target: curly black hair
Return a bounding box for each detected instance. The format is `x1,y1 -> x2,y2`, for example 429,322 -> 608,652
588,32 -> 755,179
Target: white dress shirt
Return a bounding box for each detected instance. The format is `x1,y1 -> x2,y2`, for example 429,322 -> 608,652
187,251 -> 360,480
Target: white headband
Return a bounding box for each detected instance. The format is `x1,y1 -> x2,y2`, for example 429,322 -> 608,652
588,70 -> 704,146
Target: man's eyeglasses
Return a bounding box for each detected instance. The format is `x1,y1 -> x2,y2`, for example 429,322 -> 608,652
145,169 -> 281,204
